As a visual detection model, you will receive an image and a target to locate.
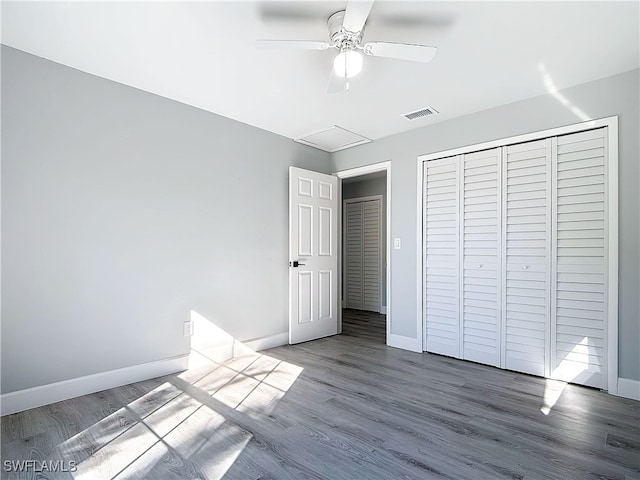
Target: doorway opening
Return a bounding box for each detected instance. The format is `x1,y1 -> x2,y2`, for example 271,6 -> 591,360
336,162 -> 391,345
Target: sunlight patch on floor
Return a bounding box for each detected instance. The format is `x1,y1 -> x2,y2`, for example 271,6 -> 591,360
541,378 -> 567,415
57,311 -> 303,479
541,336 -> 592,415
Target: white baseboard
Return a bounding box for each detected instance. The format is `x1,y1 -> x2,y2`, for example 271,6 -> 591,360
0,355 -> 189,417
194,331 -> 289,364
387,333 -> 422,353
616,377 -> 640,401
244,332 -> 288,351
380,306 -> 387,315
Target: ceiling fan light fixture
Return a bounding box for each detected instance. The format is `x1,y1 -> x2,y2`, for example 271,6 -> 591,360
333,48 -> 363,78
255,1 -> 439,94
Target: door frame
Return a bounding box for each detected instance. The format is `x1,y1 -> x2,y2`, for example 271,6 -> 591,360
416,116 -> 619,394
335,162 -> 391,344
343,195 -> 384,313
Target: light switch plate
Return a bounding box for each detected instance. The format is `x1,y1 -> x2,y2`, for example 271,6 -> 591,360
394,238 -> 401,249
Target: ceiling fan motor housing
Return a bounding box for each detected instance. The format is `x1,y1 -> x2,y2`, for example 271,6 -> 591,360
328,10 -> 364,49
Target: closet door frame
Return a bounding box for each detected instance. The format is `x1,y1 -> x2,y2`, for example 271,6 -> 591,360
417,116 -> 619,394
343,195 -> 384,314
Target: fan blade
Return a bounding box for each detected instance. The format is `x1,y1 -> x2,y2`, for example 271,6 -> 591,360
256,40 -> 330,50
343,0 -> 374,33
363,41 -> 437,63
327,68 -> 348,94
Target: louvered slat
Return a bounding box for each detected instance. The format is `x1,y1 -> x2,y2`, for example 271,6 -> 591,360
503,139 -> 551,376
462,149 -> 501,366
424,156 -> 460,357
552,128 -> 607,389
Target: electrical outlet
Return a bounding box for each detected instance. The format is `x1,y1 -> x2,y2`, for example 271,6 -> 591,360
183,321 -> 193,337
394,238 -> 401,249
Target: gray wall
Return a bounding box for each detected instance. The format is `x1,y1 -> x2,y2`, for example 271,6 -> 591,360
1,47 -> 331,394
332,69 -> 640,381
342,175 -> 387,307
2,45 -> 638,396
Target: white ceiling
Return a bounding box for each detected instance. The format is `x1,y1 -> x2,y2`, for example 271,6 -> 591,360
2,1 -> 638,143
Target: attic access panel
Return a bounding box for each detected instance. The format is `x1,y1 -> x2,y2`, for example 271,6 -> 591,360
295,126 -> 371,153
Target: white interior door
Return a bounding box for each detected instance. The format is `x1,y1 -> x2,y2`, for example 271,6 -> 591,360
503,139 -> 551,377
461,148 -> 501,367
289,167 -> 339,344
423,156 -> 461,357
551,128 -> 607,388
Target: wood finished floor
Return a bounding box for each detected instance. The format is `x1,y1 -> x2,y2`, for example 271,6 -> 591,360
2,309 -> 639,479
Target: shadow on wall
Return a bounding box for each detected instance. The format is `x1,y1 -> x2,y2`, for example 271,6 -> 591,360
53,311 -> 303,478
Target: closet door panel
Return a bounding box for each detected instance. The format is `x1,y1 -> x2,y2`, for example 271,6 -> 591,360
462,149 -> 500,366
552,128 -> 607,389
345,202 -> 363,310
362,200 -> 381,312
503,139 -> 551,377
424,156 -> 460,357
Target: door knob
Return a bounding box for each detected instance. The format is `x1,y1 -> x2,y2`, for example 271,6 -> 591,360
290,261 -> 306,267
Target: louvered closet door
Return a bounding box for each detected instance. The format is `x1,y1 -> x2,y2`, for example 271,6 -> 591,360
362,201 -> 381,312
345,202 -> 363,310
424,156 -> 460,357
503,139 -> 551,377
461,149 -> 501,366
552,128 -> 607,389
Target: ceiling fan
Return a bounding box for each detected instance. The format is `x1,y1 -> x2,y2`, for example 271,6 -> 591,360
256,0 -> 437,94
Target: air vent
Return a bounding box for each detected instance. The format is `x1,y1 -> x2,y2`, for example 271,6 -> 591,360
403,106 -> 439,121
